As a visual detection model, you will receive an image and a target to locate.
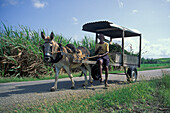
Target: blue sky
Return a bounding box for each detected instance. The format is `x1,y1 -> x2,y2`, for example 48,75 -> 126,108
0,0 -> 170,58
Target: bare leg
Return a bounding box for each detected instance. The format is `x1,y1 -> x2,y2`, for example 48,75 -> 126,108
99,59 -> 103,82
105,66 -> 109,87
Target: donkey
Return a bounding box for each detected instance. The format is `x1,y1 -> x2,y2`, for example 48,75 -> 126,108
41,32 -> 92,91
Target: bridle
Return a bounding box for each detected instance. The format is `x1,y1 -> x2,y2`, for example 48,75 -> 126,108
42,42 -> 63,63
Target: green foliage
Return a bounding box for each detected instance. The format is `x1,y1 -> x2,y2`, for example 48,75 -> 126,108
0,23 -> 97,78
141,57 -> 159,64
157,58 -> 170,63
109,43 -> 138,56
0,23 -> 96,78
141,57 -> 170,64
54,34 -> 72,46
2,22 -> 167,78
81,36 -> 95,56
138,63 -> 170,71
0,23 -> 52,77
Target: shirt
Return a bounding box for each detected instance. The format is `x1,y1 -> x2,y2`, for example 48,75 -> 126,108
95,42 -> 109,55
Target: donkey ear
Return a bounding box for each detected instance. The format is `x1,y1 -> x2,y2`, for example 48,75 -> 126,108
41,32 -> 45,39
50,32 -> 54,40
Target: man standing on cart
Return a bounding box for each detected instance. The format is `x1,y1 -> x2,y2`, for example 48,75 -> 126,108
95,34 -> 110,87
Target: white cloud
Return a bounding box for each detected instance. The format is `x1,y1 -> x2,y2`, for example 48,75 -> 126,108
132,10 -> 139,14
118,0 -> 123,8
124,38 -> 170,58
147,41 -> 170,58
32,0 -> 47,8
72,17 -> 78,24
1,0 -> 18,6
167,0 -> 170,2
168,15 -> 170,18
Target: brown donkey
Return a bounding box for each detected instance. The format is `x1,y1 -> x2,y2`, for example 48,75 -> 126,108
41,32 -> 92,91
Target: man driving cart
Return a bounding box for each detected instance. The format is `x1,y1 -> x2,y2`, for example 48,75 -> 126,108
95,34 -> 110,87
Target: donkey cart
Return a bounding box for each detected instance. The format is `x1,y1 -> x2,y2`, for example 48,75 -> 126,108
73,21 -> 142,82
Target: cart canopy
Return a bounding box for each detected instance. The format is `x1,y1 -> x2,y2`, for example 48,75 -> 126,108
82,21 -> 141,38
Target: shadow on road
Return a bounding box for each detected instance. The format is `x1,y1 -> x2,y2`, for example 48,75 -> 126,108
0,79 -> 127,97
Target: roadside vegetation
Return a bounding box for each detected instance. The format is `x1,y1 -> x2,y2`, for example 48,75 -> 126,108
141,57 -> 170,64
1,23 -> 170,113
139,63 -> 170,71
12,74 -> 170,112
0,23 -> 95,79
0,23 -> 170,83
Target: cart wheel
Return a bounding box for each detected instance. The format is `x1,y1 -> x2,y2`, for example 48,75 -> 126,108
127,66 -> 137,82
91,65 -> 101,80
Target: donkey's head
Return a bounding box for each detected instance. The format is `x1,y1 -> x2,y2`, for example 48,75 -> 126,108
41,32 -> 59,63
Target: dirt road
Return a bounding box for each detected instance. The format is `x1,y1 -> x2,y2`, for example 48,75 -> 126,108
0,68 -> 170,111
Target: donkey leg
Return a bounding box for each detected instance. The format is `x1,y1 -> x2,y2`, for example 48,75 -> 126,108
51,67 -> 60,91
69,74 -> 75,89
80,66 -> 88,86
84,64 -> 93,84
65,67 -> 75,89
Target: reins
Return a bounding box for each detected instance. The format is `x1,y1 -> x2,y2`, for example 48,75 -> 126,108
51,50 -> 99,59
50,43 -> 99,59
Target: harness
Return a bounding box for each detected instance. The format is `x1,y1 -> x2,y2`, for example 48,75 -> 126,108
52,45 -> 100,60
51,43 -> 63,63
43,41 -> 100,64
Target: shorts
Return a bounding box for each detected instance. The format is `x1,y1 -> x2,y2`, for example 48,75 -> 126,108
97,55 -> 110,67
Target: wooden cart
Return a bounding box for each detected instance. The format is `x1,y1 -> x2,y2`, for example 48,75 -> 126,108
74,21 -> 142,82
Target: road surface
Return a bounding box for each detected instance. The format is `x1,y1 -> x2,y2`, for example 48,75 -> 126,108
0,68 -> 170,111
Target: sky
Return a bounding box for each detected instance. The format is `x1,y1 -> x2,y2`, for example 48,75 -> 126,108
0,0 -> 170,58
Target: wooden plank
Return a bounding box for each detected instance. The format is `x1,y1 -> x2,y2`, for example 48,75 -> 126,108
96,33 -> 98,43
138,34 -> 142,67
109,53 -> 139,65
82,60 -> 97,64
73,56 -> 138,67
109,63 -> 122,66
124,54 -> 138,65
109,63 -> 138,67
122,29 -> 125,66
73,59 -> 97,64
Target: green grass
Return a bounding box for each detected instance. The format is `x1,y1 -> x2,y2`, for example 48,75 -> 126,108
108,63 -> 170,74
157,58 -> 170,63
0,63 -> 170,83
138,63 -> 170,71
11,74 -> 170,112
0,72 -> 83,83
0,23 -> 96,78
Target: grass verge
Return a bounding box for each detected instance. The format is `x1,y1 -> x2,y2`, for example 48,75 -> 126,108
0,72 -> 82,83
12,74 -> 170,112
138,63 -> 170,71
0,64 -> 170,83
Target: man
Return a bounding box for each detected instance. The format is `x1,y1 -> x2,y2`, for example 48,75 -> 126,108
95,34 -> 110,87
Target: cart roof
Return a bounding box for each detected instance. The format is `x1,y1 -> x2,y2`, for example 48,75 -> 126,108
82,21 -> 141,38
